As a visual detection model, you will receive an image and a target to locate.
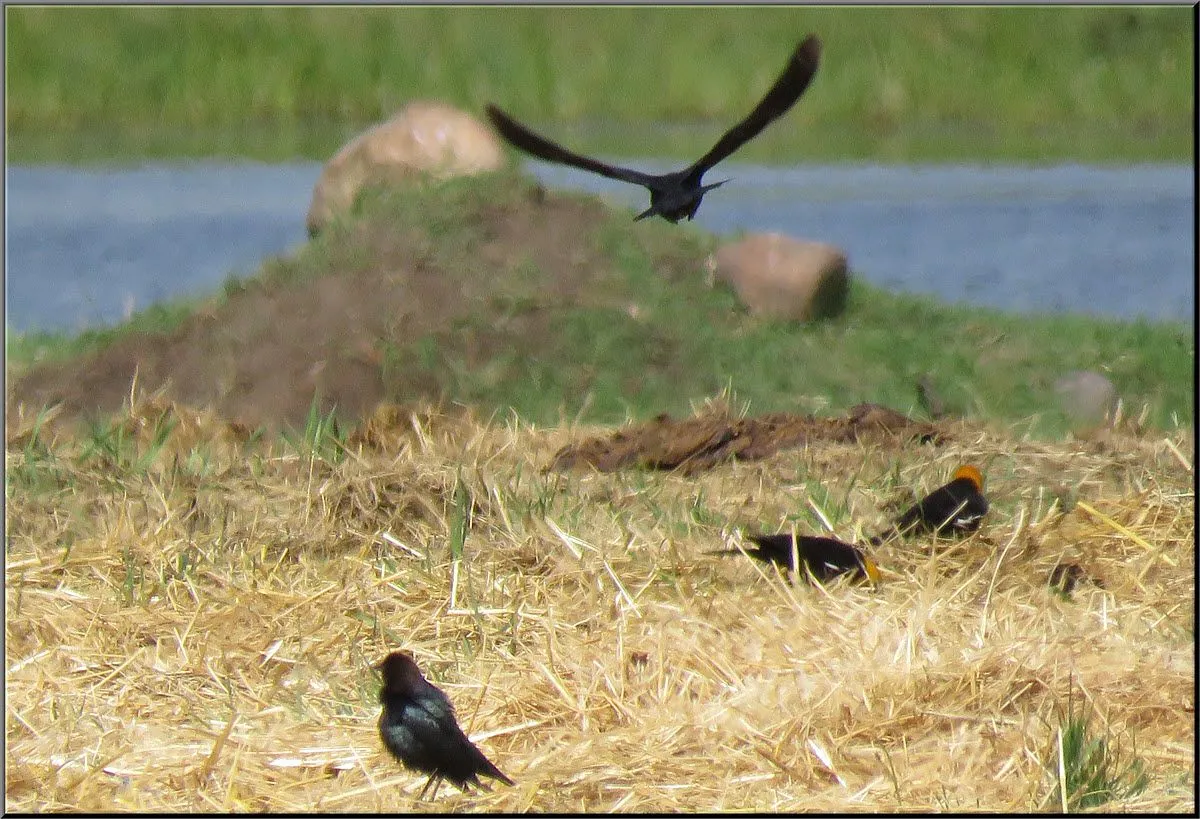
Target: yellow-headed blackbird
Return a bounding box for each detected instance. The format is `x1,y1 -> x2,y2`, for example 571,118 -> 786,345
377,652 -> 513,799
871,464 -> 989,544
711,533 -> 881,584
486,36 -> 821,223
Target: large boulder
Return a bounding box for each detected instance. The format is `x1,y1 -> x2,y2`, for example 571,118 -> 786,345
709,233 -> 850,321
306,101 -> 504,235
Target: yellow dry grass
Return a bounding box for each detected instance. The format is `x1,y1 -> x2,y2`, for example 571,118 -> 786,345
5,394 -> 1195,812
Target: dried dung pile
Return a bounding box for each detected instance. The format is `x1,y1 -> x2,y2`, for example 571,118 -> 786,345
548,402 -> 942,474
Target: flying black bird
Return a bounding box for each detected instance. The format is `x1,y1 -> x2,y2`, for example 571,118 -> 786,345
710,532 -> 881,585
485,34 -> 822,223
870,465 -> 989,545
376,651 -> 514,800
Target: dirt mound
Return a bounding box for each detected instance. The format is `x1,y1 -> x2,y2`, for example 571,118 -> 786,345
547,402 -> 943,474
6,174 -> 954,455
8,179 -> 617,432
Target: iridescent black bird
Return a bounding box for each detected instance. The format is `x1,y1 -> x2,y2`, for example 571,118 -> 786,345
870,465 -> 989,545
376,651 -> 513,800
710,532 -> 881,585
485,34 -> 822,223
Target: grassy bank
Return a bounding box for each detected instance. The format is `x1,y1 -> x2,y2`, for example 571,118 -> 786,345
6,6 -> 1193,163
7,170 -> 1193,440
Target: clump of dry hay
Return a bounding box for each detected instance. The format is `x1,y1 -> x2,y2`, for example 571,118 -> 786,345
5,393 -> 1194,812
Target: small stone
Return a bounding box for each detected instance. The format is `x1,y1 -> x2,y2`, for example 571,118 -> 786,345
1053,370 -> 1117,429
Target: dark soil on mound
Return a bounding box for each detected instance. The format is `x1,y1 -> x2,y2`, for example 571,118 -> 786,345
8,182 -> 623,433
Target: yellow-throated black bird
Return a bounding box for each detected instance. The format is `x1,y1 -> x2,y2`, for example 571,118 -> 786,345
870,465 -> 989,545
710,532 -> 881,584
485,35 -> 822,223
376,651 -> 513,800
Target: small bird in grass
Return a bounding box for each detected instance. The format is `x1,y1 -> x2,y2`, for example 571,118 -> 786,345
870,465 -> 989,545
1049,562 -> 1104,596
376,651 -> 513,800
1049,562 -> 1086,596
485,35 -> 822,223
709,533 -> 881,585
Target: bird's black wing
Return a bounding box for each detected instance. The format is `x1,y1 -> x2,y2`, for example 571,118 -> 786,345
684,35 -> 822,180
486,104 -> 659,187
411,689 -> 514,788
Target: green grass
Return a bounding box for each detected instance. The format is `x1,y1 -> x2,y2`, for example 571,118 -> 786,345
78,409 -> 177,477
279,396 -> 349,467
4,406 -> 69,498
6,6 -> 1193,163
388,275 -> 1193,438
1043,692 -> 1150,811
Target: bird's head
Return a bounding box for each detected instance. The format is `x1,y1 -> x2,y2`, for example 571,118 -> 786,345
953,464 -> 985,493
376,651 -> 425,695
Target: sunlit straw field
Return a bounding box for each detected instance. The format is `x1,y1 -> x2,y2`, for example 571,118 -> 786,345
5,393 -> 1194,812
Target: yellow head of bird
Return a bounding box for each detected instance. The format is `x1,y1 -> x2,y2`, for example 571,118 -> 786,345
953,464 -> 985,493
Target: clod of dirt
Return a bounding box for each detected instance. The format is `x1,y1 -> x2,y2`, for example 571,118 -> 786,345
547,402 -> 943,475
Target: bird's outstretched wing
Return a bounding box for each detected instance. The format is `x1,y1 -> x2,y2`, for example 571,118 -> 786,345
685,35 -> 822,180
486,104 -> 659,187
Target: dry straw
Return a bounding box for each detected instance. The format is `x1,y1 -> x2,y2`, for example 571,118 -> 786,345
5,393 -> 1194,812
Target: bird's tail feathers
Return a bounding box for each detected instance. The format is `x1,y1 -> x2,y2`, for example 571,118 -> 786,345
484,761 -> 515,787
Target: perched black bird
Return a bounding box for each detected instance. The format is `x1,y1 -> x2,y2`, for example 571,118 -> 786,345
710,532 -> 881,585
486,34 -> 822,223
376,651 -> 514,800
870,465 -> 989,545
